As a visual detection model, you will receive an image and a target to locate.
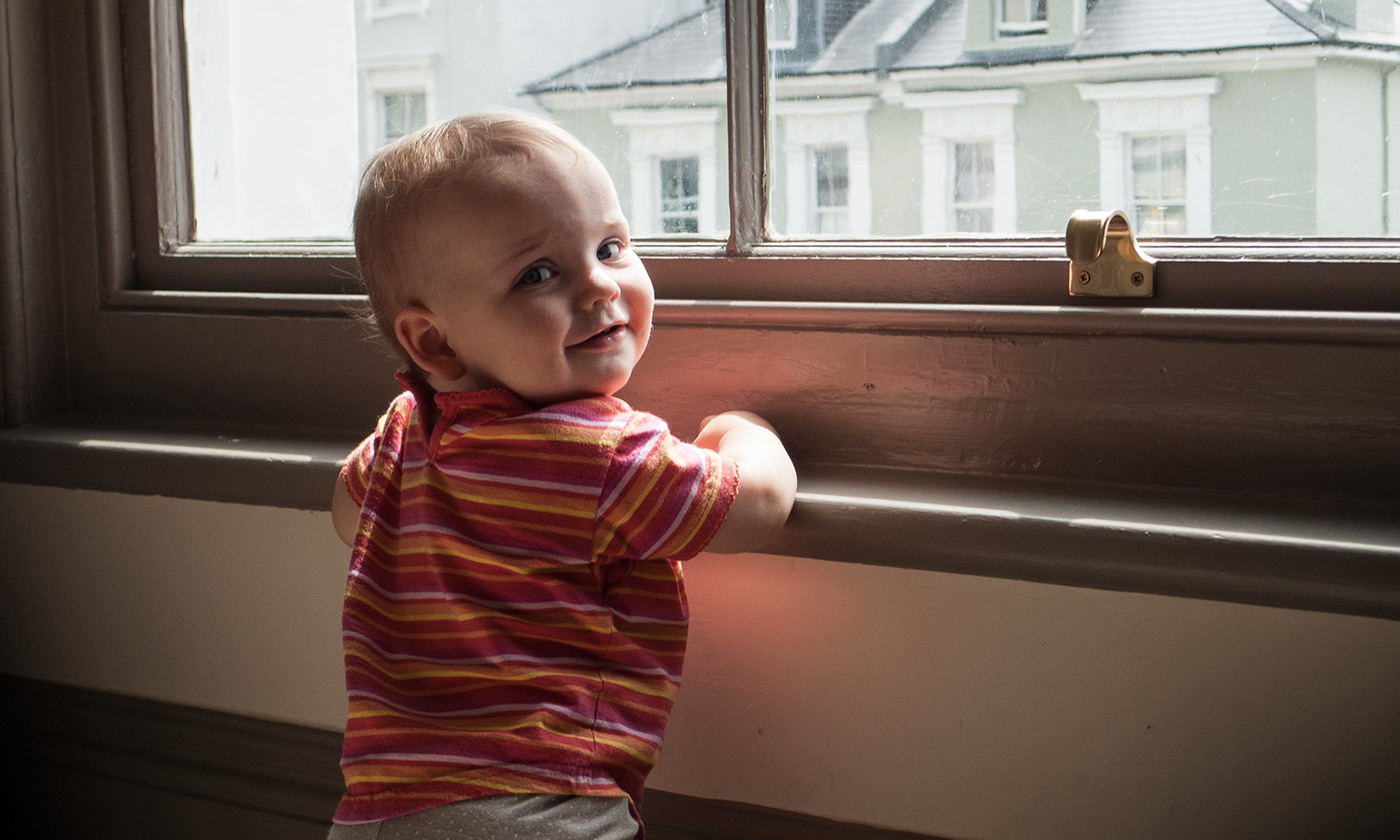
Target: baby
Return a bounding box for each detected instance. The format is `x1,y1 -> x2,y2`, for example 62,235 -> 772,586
328,110 -> 797,839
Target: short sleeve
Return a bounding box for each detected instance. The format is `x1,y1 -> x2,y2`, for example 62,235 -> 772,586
593,410 -> 739,562
342,400 -> 403,508
342,433 -> 381,509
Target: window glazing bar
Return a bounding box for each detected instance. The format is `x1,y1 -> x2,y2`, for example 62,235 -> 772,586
725,0 -> 768,255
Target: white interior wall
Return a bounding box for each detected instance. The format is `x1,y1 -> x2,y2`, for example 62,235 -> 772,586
2,481 -> 1397,839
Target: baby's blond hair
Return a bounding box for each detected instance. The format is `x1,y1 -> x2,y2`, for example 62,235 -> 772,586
353,109 -> 585,364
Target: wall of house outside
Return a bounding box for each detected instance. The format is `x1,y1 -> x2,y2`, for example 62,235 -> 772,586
1316,59 -> 1388,236
1213,66 -> 1317,236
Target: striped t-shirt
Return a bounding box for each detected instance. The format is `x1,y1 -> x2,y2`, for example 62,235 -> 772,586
333,377 -> 738,825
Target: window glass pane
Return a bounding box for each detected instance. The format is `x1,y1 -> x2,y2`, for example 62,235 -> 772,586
382,91 -> 427,142
183,1 -> 1400,244
763,0 -> 1398,241
182,0 -> 722,243
1130,134 -> 1187,236
768,0 -> 796,49
811,146 -> 851,235
952,140 -> 995,233
1001,0 -> 1048,26
659,156 -> 701,234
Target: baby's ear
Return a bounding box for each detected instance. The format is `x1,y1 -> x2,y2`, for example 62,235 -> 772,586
394,306 -> 467,380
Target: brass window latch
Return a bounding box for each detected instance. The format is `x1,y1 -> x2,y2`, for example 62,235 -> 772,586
1066,209 -> 1156,298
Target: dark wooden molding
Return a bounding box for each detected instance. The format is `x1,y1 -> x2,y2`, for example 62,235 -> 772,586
5,675 -> 942,840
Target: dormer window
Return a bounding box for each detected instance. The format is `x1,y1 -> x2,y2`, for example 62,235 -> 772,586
998,0 -> 1048,37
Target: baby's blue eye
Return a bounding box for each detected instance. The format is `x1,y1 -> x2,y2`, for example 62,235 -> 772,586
517,265 -> 556,287
597,241 -> 623,261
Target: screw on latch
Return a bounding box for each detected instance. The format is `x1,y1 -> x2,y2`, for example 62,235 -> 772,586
1131,272 -> 1144,286
1078,271 -> 1091,285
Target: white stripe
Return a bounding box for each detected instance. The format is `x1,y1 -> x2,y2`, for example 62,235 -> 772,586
638,464 -> 706,559
597,427 -> 662,515
525,410 -> 619,428
445,409 -> 617,439
434,463 -> 599,495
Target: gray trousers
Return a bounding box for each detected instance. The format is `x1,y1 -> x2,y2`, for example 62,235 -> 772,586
326,794 -> 639,840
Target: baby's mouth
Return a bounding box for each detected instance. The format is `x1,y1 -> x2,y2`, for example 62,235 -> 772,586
569,323 -> 626,350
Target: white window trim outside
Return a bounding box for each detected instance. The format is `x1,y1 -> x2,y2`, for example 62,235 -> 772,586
773,97 -> 876,237
901,89 -> 1023,234
360,54 -> 437,158
611,108 -> 721,238
1078,77 -> 1221,237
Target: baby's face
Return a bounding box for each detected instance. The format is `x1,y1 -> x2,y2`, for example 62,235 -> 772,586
412,145 -> 654,406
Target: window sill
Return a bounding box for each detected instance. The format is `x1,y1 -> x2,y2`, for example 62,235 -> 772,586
3,418 -> 1395,622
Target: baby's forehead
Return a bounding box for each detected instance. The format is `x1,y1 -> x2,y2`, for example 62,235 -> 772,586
432,145 -> 603,205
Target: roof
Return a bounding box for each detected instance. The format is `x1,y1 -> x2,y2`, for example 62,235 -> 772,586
526,0 -> 1399,94
526,4 -> 726,93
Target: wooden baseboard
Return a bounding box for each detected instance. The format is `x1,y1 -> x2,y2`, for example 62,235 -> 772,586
6,675 -> 939,840
642,789 -> 943,840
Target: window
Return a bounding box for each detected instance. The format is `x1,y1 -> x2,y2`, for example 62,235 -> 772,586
659,157 -> 702,234
810,146 -> 851,234
611,107 -> 721,238
1079,78 -> 1218,237
26,1 -> 1400,377
902,89 -> 1021,234
774,98 -> 875,237
170,1 -> 1400,249
359,55 -> 435,164
1128,134 -> 1187,236
951,141 -> 995,233
381,90 -> 427,143
767,0 -> 797,50
999,0 -> 1048,35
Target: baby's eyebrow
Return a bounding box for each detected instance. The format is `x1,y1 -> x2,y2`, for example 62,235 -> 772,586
491,231 -> 550,276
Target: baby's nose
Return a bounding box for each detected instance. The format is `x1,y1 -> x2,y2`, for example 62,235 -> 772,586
580,266 -> 621,306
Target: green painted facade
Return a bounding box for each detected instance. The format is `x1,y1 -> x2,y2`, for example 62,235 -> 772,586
538,3 -> 1398,240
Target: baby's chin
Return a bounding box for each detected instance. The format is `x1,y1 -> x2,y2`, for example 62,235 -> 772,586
519,378 -> 632,408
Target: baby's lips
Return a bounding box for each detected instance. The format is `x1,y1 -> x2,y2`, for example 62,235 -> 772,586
569,321 -> 627,349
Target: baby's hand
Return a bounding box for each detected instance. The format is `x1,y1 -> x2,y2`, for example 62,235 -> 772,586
693,411 -> 796,554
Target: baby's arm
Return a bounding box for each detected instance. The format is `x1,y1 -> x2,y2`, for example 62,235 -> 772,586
331,464 -> 360,547
692,411 -> 797,554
